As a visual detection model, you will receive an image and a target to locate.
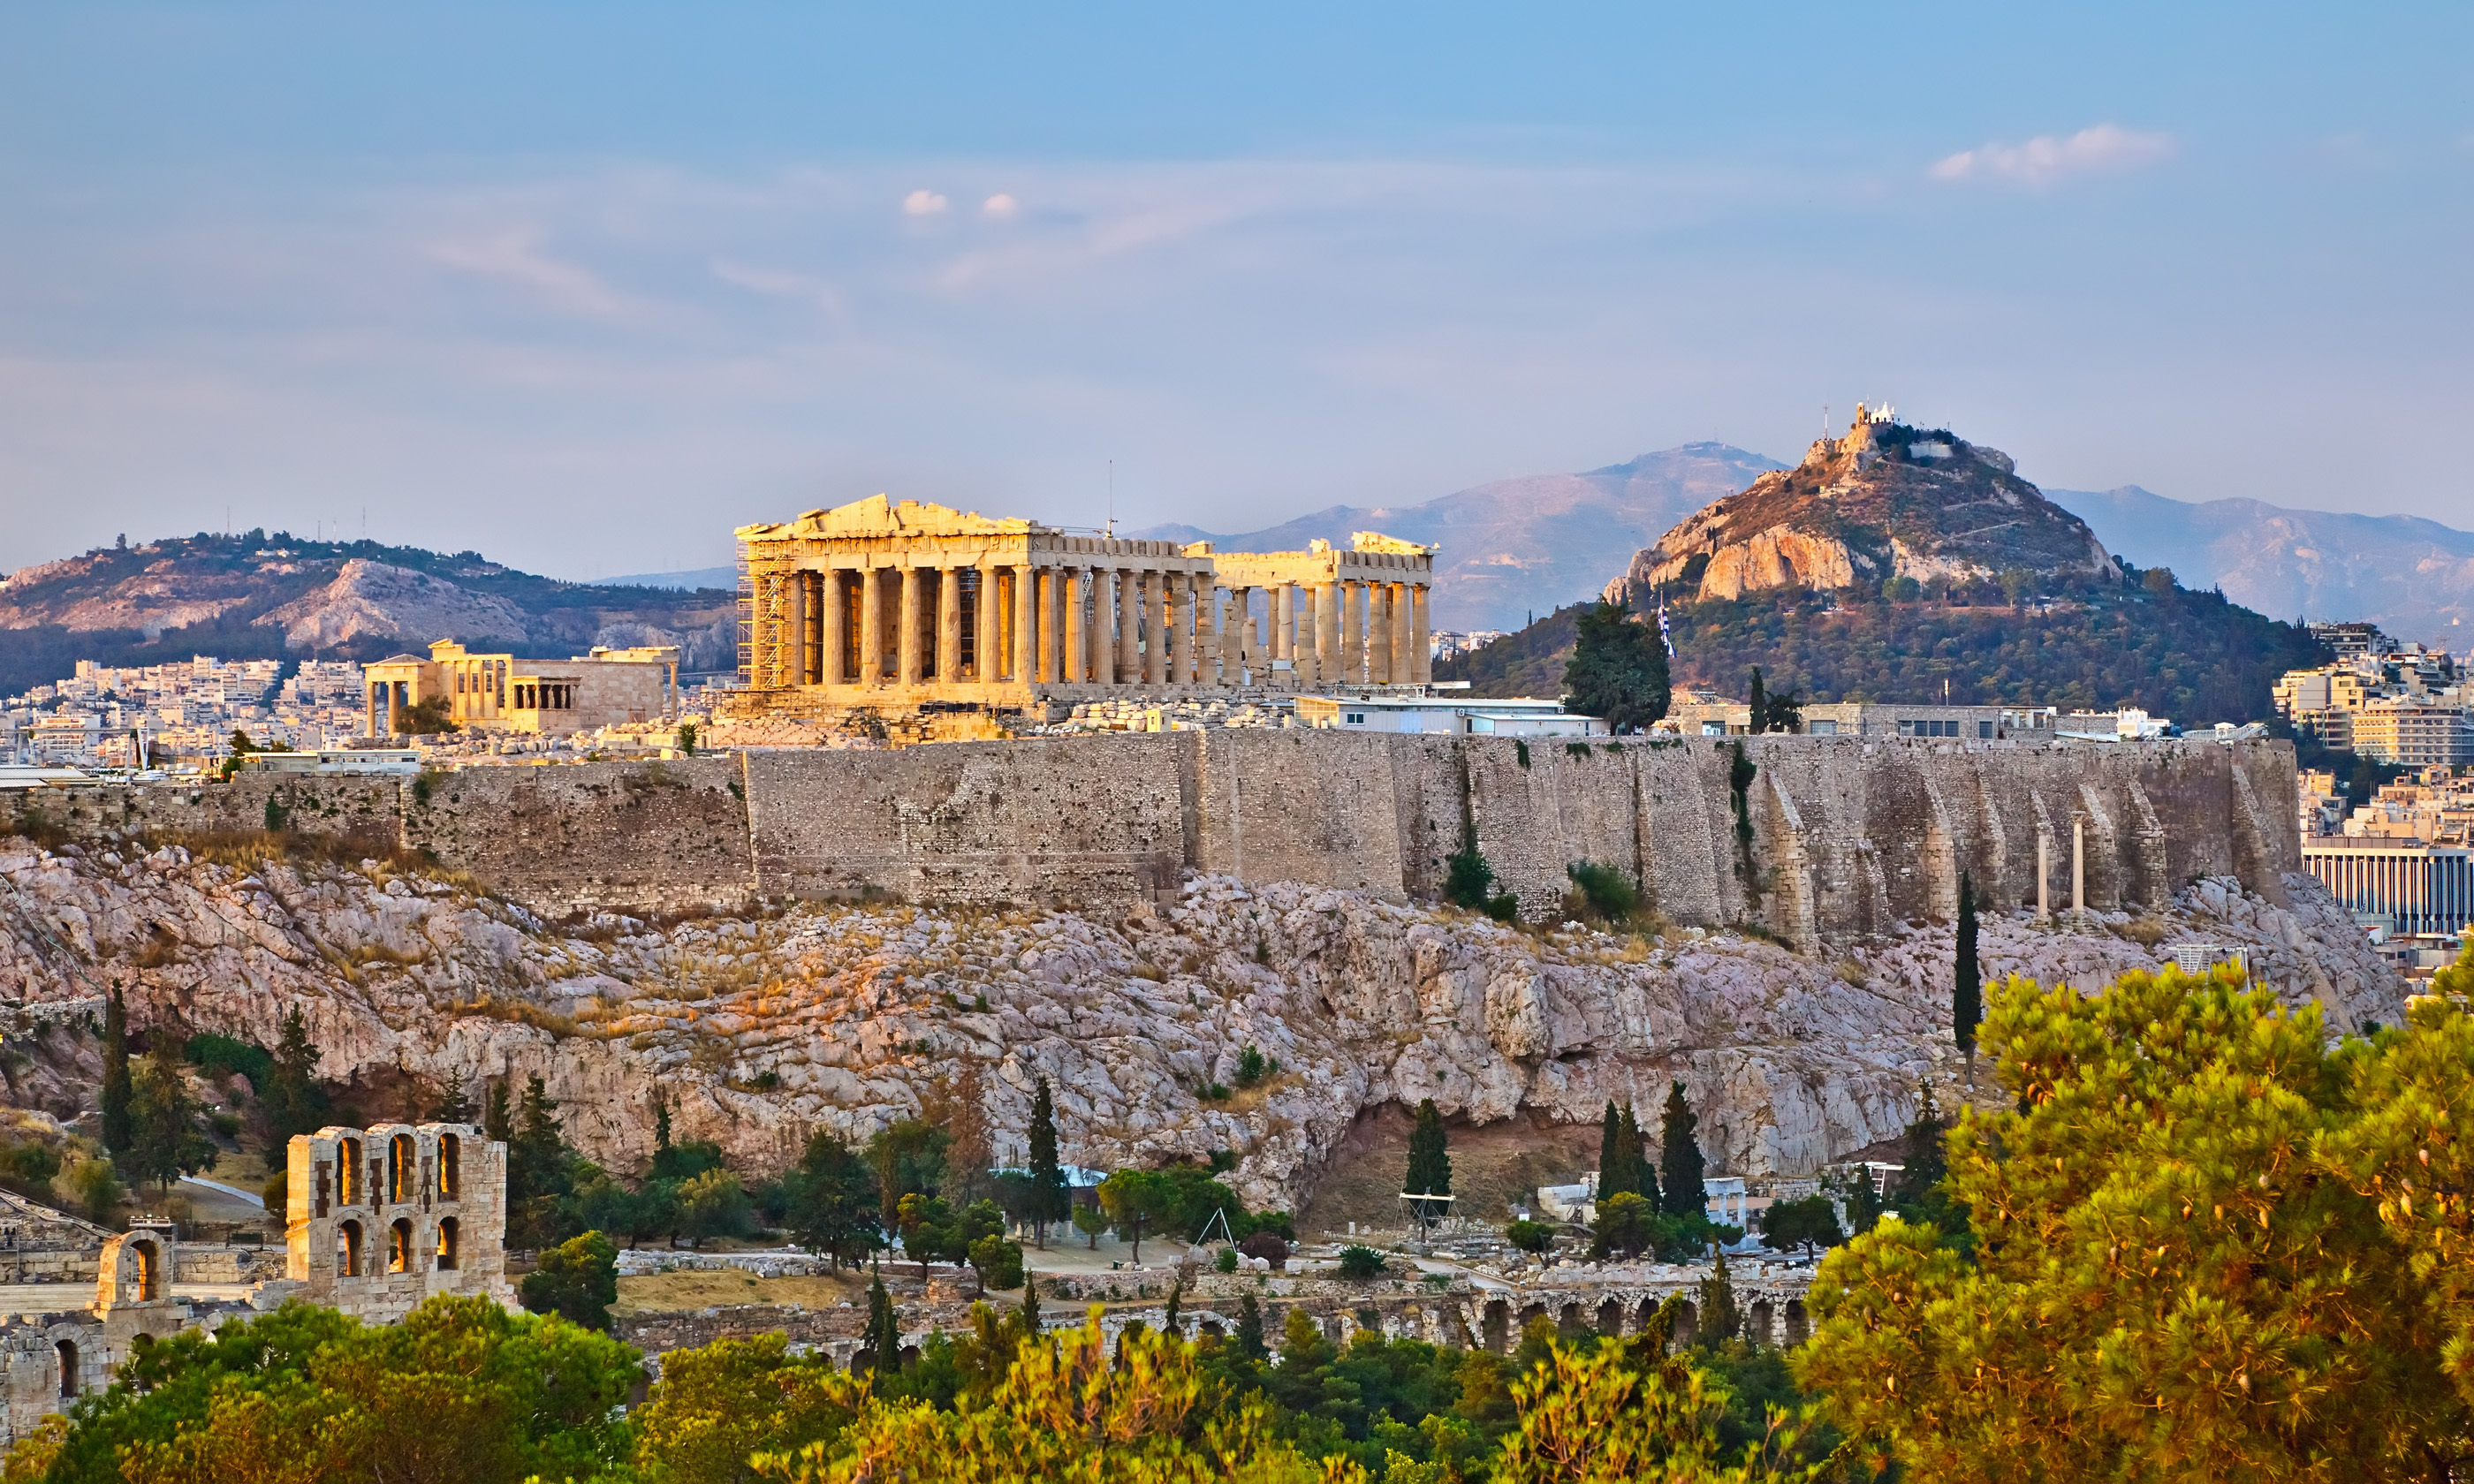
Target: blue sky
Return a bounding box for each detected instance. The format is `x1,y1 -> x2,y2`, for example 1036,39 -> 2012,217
2,2 -> 2468,580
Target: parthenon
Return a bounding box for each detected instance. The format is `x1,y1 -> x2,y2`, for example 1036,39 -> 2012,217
732,496 -> 1436,708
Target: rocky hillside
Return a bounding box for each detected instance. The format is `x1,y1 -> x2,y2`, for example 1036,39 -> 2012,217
0,836 -> 2400,1215
1607,414 -> 2117,607
2053,484 -> 2474,648
1139,443 -> 1785,633
0,532 -> 736,694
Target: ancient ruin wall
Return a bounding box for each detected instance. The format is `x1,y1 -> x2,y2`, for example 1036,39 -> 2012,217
7,733 -> 2304,943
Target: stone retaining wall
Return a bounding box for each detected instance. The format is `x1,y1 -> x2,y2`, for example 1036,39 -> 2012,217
6,733 -> 2303,947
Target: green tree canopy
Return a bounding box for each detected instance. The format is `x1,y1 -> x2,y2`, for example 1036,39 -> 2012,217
1659,1081 -> 1707,1220
1797,963 -> 2474,1480
788,1129 -> 883,1269
518,1230 -> 619,1333
1561,601 -> 1672,735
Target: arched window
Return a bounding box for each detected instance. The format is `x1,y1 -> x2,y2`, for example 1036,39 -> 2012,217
389,1134 -> 415,1204
388,1218 -> 414,1274
438,1133 -> 461,1200
56,1340 -> 78,1398
130,1239 -> 160,1302
338,1219 -> 364,1277
338,1139 -> 362,1205
436,1217 -> 459,1271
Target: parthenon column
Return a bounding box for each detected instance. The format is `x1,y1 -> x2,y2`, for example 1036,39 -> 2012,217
897,568 -> 923,685
1088,568 -> 1115,685
1142,571 -> 1165,685
1410,583 -> 1431,684
1118,570 -> 1141,683
2072,816 -> 2086,919
822,568 -> 848,685
1038,566 -> 1062,684
1395,583 -> 1415,693
936,567 -> 961,683
1009,563 -> 1036,686
1370,583 -> 1392,685
1339,581 -> 1363,685
1063,567 -> 1087,684
1271,585 -> 1293,667
975,561 -> 1000,680
1316,581 -> 1339,688
1165,573 -> 1190,685
859,568 -> 884,684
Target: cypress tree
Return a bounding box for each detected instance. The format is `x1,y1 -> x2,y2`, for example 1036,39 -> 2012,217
653,1093 -> 673,1155
863,1268 -> 902,1374
1596,1102 -> 1631,1200
100,982 -> 133,1155
1404,1098 -> 1451,1233
263,1006 -> 321,1170
1658,1080 -> 1706,1220
1747,667 -> 1769,734
1954,871 -> 1982,1077
1027,1076 -> 1066,1249
1621,1102 -> 1658,1208
484,1079 -> 514,1146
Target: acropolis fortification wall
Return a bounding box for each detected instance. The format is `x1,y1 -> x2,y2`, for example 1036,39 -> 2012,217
6,733 -> 2302,948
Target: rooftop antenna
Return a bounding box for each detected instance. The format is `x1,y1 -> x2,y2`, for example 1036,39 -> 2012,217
1106,459 -> 1115,538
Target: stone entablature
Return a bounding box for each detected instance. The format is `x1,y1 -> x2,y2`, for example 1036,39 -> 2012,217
733,496 -> 1434,706
287,1122 -> 512,1323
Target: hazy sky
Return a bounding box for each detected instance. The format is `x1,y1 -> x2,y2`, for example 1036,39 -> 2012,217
3,3 -> 2469,580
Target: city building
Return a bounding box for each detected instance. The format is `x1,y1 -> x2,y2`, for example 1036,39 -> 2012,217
2301,766 -> 2474,949
730,496 -> 1436,712
1662,700 -> 2062,740
2349,698 -> 2474,768
363,640 -> 680,738
1292,694 -> 1604,737
2274,640 -> 2470,760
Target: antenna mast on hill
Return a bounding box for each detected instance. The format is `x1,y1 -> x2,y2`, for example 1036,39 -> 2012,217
1106,459 -> 1115,538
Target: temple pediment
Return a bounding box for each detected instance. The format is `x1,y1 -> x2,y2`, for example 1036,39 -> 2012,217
738,496 -> 1037,543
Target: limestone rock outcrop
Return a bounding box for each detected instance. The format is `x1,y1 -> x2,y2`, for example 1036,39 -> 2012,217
0,841 -> 2402,1215
1605,413 -> 2119,606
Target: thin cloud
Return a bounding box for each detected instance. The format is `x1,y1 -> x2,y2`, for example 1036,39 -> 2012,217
428,229 -> 634,316
710,259 -> 847,316
983,193 -> 1020,218
903,190 -> 950,216
1930,125 -> 2175,187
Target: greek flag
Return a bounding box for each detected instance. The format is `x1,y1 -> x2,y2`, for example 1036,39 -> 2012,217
1658,604 -> 1674,657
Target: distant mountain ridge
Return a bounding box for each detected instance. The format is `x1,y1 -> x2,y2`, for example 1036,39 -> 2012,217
0,532 -> 735,696
1135,442 -> 1785,632
2048,486 -> 2474,647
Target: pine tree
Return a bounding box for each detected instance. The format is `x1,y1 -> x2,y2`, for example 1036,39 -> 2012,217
1954,870 -> 1982,1078
1561,601 -> 1672,734
428,1076 -> 475,1124
1696,1249 -> 1741,1344
653,1093 -> 673,1155
262,1006 -> 321,1171
1658,1080 -> 1705,1220
1236,1292 -> 1267,1359
1027,1077 -> 1066,1250
1596,1102 -> 1631,1200
100,982 -> 133,1155
863,1268 -> 901,1374
126,1045 -> 212,1195
484,1079 -> 514,1145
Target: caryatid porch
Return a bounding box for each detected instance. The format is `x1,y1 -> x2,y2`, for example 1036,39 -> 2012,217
733,496 -> 1434,708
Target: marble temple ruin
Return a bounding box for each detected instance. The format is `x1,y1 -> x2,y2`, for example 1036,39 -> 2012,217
730,496 -> 1436,714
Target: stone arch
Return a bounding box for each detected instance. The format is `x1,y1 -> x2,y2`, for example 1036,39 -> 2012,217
899,1344 -> 921,1367
1784,1299 -> 1810,1346
1597,1298 -> 1624,1337
56,1339 -> 78,1398
338,1219 -> 365,1277
439,1133 -> 461,1199
1557,1302 -> 1585,1342
1672,1299 -> 1698,1348
388,1218 -> 414,1274
1483,1299 -> 1510,1353
1635,1297 -> 1661,1338
1749,1298 -> 1775,1346
339,1139 -> 362,1205
389,1134 -> 415,1204
1517,1301 -> 1548,1336
129,1238 -> 161,1301
436,1216 -> 460,1271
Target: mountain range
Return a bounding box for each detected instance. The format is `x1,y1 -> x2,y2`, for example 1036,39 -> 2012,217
2045,486 -> 2474,647
1153,446 -> 2473,647
0,533 -> 735,697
